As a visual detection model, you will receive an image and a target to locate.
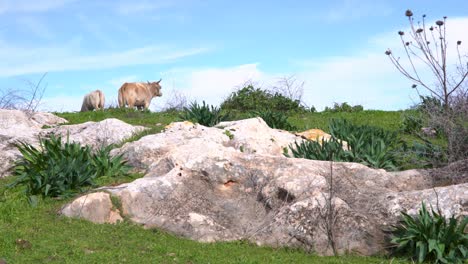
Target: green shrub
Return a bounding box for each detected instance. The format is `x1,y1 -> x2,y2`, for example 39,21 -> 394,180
180,101 -> 229,127
250,110 -> 296,131
323,102 -> 364,113
416,95 -> 444,112
390,202 -> 468,263
397,137 -> 447,169
401,112 -> 425,135
220,85 -> 306,113
8,135 -> 130,205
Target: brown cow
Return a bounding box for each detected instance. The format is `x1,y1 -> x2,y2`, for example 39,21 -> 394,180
118,79 -> 162,110
81,90 -> 105,112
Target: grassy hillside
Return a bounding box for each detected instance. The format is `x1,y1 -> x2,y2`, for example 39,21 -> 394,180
55,108 -> 406,133
1,109 -> 424,263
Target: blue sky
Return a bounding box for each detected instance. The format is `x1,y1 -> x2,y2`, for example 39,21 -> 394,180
0,0 -> 467,112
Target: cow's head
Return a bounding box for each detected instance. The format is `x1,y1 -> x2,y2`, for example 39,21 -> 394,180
147,79 -> 163,97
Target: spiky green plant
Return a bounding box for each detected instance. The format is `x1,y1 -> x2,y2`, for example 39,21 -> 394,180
180,101 -> 229,127
8,135 -> 130,205
390,202 -> 468,263
329,119 -> 399,170
286,119 -> 400,170
284,138 -> 348,161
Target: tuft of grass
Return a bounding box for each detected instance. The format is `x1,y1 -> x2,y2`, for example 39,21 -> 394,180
223,130 -> 234,140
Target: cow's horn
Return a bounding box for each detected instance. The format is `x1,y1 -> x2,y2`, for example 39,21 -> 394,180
157,78 -> 162,83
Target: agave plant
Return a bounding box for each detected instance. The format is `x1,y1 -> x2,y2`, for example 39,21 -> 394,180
285,137 -> 349,161
390,202 -> 468,263
8,135 -> 130,205
180,101 -> 229,127
285,119 -> 401,170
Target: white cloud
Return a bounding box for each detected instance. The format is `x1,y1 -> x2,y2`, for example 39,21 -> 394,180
0,43 -> 211,77
108,75 -> 139,88
155,63 -> 266,110
39,94 -> 83,112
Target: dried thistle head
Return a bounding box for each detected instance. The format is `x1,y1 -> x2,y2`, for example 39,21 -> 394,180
423,14 -> 426,18
416,28 -> 423,33
405,42 -> 410,46
385,50 -> 392,55
398,31 -> 405,36
457,40 -> 462,45
436,20 -> 444,26
412,84 -> 417,89
443,16 -> 447,19
429,26 -> 434,31
405,10 -> 413,17
427,41 -> 430,45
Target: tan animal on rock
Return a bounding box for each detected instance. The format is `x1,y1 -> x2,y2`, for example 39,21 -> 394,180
118,79 -> 163,110
81,90 -> 105,112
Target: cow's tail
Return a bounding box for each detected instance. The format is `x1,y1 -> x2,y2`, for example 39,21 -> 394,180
118,83 -> 126,108
97,90 -> 105,110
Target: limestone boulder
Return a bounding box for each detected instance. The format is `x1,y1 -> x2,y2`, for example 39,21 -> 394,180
0,109 -> 67,177
61,192 -> 123,224
41,118 -> 146,149
63,119 -> 468,256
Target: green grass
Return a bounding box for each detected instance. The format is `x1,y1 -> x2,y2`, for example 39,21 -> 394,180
0,176 -> 409,263
55,108 -> 180,132
288,110 -> 407,132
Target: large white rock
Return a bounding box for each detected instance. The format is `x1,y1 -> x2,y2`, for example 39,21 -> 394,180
0,110 -> 144,177
62,119 -> 468,256
0,109 -> 68,177
41,118 -> 146,149
61,192 -> 123,224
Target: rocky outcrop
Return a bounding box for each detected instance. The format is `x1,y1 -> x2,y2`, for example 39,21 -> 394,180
62,118 -> 468,256
0,109 -> 145,177
0,109 -> 68,177
41,118 -> 146,149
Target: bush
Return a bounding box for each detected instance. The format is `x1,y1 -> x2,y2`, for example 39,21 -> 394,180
416,95 -> 444,113
390,202 -> 468,263
323,102 -> 364,113
398,137 -> 448,169
401,112 -> 425,135
286,119 -> 400,170
250,110 -> 296,131
8,135 -> 130,205
179,101 -> 229,127
220,85 -> 306,113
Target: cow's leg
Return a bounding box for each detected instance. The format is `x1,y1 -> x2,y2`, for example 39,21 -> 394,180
127,98 -> 135,109
144,100 -> 150,110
